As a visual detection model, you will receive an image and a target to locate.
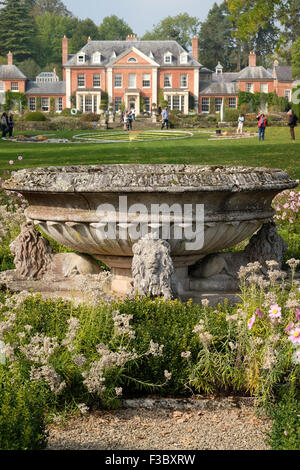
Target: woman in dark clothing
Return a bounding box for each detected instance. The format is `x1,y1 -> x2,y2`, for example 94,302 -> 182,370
1,112 -> 8,138
288,110 -> 298,141
8,113 -> 14,137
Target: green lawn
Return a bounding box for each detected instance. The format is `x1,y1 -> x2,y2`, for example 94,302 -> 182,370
0,126 -> 299,181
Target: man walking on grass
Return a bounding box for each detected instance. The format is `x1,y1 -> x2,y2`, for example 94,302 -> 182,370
288,109 -> 298,141
161,107 -> 169,130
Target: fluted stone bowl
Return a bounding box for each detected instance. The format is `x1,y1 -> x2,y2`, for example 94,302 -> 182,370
4,164 -> 297,293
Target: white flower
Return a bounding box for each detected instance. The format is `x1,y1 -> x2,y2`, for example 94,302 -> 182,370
164,370 -> 172,381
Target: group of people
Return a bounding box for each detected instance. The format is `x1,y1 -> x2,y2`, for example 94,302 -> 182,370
236,109 -> 298,141
120,108 -> 135,131
1,112 -> 14,138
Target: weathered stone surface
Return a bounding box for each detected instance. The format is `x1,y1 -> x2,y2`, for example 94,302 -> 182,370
2,165 -> 297,301
131,237 -> 177,300
10,222 -> 101,281
190,221 -> 287,290
3,164 -> 297,193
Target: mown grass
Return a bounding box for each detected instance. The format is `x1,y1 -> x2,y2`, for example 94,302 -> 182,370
0,126 -> 299,181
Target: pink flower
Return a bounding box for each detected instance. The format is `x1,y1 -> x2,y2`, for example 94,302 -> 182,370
288,328 -> 300,345
296,309 -> 300,321
285,322 -> 294,332
248,314 -> 256,330
18,155 -> 23,160
9,160 -> 14,165
269,304 -> 282,319
256,308 -> 264,318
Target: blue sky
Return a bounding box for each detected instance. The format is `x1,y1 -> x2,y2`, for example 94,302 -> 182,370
63,0 -> 222,37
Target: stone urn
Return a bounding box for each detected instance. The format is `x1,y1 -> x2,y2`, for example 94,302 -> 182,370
3,164 -> 297,297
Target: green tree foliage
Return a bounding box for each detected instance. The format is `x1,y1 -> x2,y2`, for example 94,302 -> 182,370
98,15 -> 134,41
0,0 -> 36,61
291,39 -> 300,78
199,2 -> 278,72
17,58 -> 41,80
34,13 -> 76,67
142,13 -> 201,50
31,0 -> 72,17
69,18 -> 100,52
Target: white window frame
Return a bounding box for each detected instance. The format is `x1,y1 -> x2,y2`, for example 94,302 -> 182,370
284,89 -> 292,101
11,82 -> 19,91
0,81 -> 4,91
29,97 -> 36,111
77,54 -> 85,64
166,95 -> 185,112
180,74 -> 188,88
144,97 -> 150,112
142,74 -> 151,88
215,97 -> 223,112
114,74 -> 122,88
128,73 -> 136,88
246,83 -> 254,93
260,83 -> 268,93
114,97 -> 122,111
93,73 -> 101,88
180,53 -> 188,64
164,74 -> 172,88
228,97 -> 237,109
127,57 -> 137,63
201,97 -> 210,113
77,73 -> 85,88
41,97 -> 49,112
56,97 -> 63,112
164,53 -> 172,64
92,52 -> 101,64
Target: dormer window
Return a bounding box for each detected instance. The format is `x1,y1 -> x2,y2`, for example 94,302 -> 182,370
215,62 -> 223,75
128,57 -> 137,63
180,53 -> 188,64
164,52 -> 172,64
77,54 -> 86,64
93,52 -> 101,64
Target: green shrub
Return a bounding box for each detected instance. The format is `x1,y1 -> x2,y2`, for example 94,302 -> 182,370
0,367 -> 47,450
266,388 -> 300,450
80,113 -> 99,122
24,111 -> 47,122
224,108 -> 240,122
60,108 -> 72,116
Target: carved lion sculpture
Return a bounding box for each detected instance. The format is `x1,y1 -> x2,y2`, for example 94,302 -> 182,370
131,237 -> 177,300
190,221 -> 287,280
10,222 -> 100,280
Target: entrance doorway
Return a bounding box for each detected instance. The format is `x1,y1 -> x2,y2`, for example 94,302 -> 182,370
129,97 -> 136,110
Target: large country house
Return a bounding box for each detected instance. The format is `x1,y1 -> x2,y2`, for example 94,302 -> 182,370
0,36 -> 297,115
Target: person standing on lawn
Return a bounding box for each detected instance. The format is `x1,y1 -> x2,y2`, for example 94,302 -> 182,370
8,113 -> 14,137
237,113 -> 245,134
1,112 -> 8,138
161,107 -> 169,130
257,112 -> 267,141
287,109 -> 298,141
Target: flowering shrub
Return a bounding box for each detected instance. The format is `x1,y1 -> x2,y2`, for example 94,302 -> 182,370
273,189 -> 300,260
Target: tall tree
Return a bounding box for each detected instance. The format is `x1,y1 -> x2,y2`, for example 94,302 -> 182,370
69,18 -> 100,52
0,0 -> 36,61
142,13 -> 201,50
31,0 -> 72,17
98,15 -> 134,41
198,2 -> 235,70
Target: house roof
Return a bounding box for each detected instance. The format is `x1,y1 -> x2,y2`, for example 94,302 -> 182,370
213,72 -> 240,82
274,66 -> 293,82
199,80 -> 239,95
26,81 -> 65,95
64,40 -> 202,68
237,66 -> 274,81
0,65 -> 27,80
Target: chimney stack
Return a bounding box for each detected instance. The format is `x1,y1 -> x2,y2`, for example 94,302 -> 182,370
62,35 -> 69,66
192,37 -> 198,61
126,34 -> 136,42
249,51 -> 256,67
7,51 -> 13,66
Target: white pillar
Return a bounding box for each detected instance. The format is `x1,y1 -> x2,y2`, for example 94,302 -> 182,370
194,68 -> 199,113
66,68 -> 71,108
107,67 -> 113,105
152,68 -> 158,106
